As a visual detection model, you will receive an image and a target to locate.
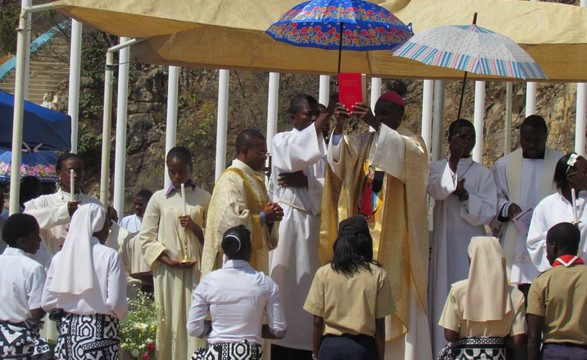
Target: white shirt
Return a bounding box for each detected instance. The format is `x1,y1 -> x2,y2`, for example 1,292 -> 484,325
119,214 -> 142,234
527,191 -> 587,272
42,237 -> 128,320
0,247 -> 46,322
187,260 -> 287,345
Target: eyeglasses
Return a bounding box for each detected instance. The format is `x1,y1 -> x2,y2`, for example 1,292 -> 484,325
256,151 -> 270,157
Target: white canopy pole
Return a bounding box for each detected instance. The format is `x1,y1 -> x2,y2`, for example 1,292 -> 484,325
164,66 -> 180,189
370,77 -> 382,110
504,82 -> 513,154
23,0 -> 31,100
215,69 -> 230,180
8,2 -> 58,214
68,20 -> 82,153
319,75 -> 330,105
421,80 -> 434,152
525,82 -> 537,117
99,38 -> 140,205
472,81 -> 486,163
8,2 -> 31,214
113,37 -> 130,217
432,80 -> 445,162
266,72 -> 280,150
576,0 -> 587,156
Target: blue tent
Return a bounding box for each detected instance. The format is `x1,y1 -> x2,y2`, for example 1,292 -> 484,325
0,90 -> 71,151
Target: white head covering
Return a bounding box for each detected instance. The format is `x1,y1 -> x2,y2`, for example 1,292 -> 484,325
49,203 -> 106,295
463,236 -> 513,322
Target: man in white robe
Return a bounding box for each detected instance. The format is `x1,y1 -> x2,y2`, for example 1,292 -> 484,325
428,119 -> 497,355
492,115 -> 561,292
268,94 -> 333,358
321,90 -> 432,360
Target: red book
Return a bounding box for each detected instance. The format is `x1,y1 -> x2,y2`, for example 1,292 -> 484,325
338,73 -> 366,112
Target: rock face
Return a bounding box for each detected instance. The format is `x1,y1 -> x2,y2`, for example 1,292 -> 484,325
55,64 -> 582,213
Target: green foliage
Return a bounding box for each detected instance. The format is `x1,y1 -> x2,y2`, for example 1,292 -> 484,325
120,290 -> 157,360
0,0 -> 19,56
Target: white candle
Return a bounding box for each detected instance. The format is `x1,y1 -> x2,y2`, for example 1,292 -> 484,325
181,183 -> 187,215
70,169 -> 75,202
572,188 -> 578,223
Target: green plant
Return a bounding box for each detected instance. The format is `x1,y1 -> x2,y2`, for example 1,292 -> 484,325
120,291 -> 157,360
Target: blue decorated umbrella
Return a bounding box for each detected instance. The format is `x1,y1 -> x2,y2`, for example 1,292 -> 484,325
266,0 -> 413,73
0,145 -> 59,184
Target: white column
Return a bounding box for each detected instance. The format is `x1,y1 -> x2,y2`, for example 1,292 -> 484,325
266,72 -> 280,151
99,51 -> 114,205
164,66 -> 180,189
370,77 -> 382,110
432,80 -> 445,162
68,20 -> 82,153
8,2 -> 30,214
113,37 -> 130,217
421,80 -> 434,152
525,82 -> 537,117
23,0 -> 31,100
504,82 -> 513,154
318,75 -> 330,105
215,69 -> 230,180
472,81 -> 486,162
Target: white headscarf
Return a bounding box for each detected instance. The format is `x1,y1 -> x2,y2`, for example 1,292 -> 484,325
49,203 -> 106,295
463,236 -> 513,322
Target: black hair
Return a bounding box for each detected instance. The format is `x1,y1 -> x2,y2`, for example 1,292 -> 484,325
521,114 -> 548,134
547,222 -> 580,255
331,217 -> 378,276
553,153 -> 575,190
20,176 -> 41,204
166,146 -> 192,167
135,189 -> 153,200
287,93 -> 319,115
2,214 -> 39,247
235,129 -> 265,153
56,153 -> 84,172
448,118 -> 475,139
221,225 -> 252,261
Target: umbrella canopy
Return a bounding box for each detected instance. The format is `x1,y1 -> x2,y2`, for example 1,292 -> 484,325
393,23 -> 546,80
266,0 -> 413,73
0,148 -> 59,183
53,0 -> 587,81
0,90 -> 71,151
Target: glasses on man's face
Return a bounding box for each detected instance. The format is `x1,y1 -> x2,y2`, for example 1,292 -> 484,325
256,151 -> 269,157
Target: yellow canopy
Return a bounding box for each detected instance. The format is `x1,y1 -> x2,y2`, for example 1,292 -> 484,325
53,0 -> 587,82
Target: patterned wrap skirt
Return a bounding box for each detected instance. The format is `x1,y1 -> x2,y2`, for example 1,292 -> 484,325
437,337 -> 506,360
191,340 -> 262,360
0,320 -> 52,359
55,312 -> 120,360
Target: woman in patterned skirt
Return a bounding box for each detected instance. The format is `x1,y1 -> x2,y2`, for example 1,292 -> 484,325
437,237 -> 527,360
42,203 -> 128,359
187,225 -> 287,359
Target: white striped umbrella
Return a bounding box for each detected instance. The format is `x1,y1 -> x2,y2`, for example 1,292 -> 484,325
393,14 -> 546,118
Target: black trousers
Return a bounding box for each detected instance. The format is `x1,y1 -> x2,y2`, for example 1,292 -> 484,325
318,334 -> 377,360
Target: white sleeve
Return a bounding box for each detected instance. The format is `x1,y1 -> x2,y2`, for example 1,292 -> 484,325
26,264 -> 46,310
265,277 -> 287,337
526,202 -> 551,272
187,279 -> 211,337
428,160 -> 457,201
106,252 -> 128,319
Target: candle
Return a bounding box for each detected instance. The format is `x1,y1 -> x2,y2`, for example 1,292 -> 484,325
572,188 -> 578,223
181,183 -> 187,215
70,169 -> 75,202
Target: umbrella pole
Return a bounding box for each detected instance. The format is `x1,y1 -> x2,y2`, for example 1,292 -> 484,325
457,71 -> 468,120
338,22 -> 343,73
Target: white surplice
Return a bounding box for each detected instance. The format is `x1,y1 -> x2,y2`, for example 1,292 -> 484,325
527,191 -> 587,272
268,125 -> 326,351
427,157 -> 497,355
492,148 -> 561,284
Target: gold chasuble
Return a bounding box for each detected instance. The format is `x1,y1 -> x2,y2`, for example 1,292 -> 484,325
201,159 -> 277,277
320,124 -> 430,345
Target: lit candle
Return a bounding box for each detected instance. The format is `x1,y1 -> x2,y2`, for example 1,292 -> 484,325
572,188 -> 578,223
181,183 -> 187,215
70,169 -> 75,202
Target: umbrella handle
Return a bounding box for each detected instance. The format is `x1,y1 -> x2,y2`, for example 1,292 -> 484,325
338,22 -> 343,74
457,71 -> 468,120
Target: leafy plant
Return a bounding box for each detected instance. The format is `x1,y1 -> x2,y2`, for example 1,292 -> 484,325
120,291 -> 158,360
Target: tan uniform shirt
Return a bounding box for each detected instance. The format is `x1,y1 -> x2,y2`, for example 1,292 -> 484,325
527,264 -> 587,345
304,263 -> 394,336
439,280 -> 526,338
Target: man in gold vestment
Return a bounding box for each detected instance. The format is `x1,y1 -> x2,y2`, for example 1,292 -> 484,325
320,91 -> 432,359
201,129 -> 283,277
